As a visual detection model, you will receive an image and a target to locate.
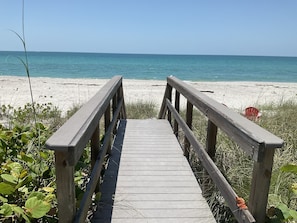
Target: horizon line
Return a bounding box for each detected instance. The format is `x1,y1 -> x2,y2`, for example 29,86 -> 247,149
1,50 -> 297,58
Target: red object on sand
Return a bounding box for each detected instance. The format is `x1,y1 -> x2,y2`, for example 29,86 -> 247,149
244,107 -> 261,120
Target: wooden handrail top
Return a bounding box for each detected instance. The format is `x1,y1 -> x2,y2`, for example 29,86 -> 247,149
45,76 -> 123,164
165,76 -> 284,161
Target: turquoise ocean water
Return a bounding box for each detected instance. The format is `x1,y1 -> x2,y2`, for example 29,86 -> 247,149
0,51 -> 296,82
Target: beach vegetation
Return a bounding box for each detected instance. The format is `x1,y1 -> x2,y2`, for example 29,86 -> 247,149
0,103 -> 59,222
0,98 -> 296,222
0,103 -> 93,222
1,1 -> 94,220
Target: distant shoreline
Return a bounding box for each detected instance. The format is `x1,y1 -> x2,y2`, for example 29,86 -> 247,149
1,75 -> 297,114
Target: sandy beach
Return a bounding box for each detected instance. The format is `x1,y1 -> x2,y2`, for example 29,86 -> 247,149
0,76 -> 296,114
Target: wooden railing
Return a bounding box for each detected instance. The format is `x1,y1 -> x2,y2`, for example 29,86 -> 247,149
45,76 -> 126,223
159,76 -> 284,223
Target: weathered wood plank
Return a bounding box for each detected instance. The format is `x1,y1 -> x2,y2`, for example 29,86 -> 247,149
115,175 -> 201,182
118,157 -> 186,162
116,170 -> 194,176
111,193 -> 205,201
115,187 -> 202,194
112,200 -> 210,209
93,119 -> 215,222
112,208 -> 214,218
118,165 -> 192,171
115,180 -> 199,187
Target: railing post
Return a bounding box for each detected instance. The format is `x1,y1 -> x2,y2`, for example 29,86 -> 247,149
167,84 -> 172,124
184,101 -> 193,160
159,82 -> 173,119
174,90 -> 180,137
119,83 -> 127,119
105,103 -> 111,154
112,93 -> 117,115
206,120 -> 218,160
112,93 -> 118,134
91,125 -> 100,193
202,120 -> 218,195
249,148 -> 275,223
55,151 -> 76,223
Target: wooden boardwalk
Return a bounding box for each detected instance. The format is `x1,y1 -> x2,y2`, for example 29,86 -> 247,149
92,119 -> 215,223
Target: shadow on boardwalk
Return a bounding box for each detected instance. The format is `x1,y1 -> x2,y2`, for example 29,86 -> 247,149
91,120 -> 126,222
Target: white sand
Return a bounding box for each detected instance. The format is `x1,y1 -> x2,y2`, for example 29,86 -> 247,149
0,76 -> 296,114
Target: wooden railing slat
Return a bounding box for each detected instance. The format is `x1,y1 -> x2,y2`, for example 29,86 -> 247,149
74,99 -> 124,223
46,76 -> 123,165
166,76 -> 283,161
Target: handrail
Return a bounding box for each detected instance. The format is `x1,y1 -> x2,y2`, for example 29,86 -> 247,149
45,76 -> 126,223
159,76 -> 284,223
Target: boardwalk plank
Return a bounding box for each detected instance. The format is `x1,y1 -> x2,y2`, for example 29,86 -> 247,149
119,165 -> 192,171
115,187 -> 201,194
116,175 -> 201,182
111,218 -> 215,223
110,193 -> 205,201
112,200 -> 210,209
92,119 -> 215,223
112,208 -> 214,218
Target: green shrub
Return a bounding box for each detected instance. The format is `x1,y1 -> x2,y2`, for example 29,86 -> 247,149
0,104 -> 57,222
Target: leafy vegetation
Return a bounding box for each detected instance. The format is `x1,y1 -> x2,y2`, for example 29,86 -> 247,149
0,2 -> 62,220
0,103 -> 95,222
0,103 -> 60,222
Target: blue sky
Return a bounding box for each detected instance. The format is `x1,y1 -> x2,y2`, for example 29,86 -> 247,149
0,1 -> 297,56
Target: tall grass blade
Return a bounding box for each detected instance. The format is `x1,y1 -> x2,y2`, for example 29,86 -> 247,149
10,0 -> 40,147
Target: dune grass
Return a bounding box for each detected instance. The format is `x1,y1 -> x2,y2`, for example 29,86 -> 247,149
258,101 -> 297,212
125,100 -> 158,119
